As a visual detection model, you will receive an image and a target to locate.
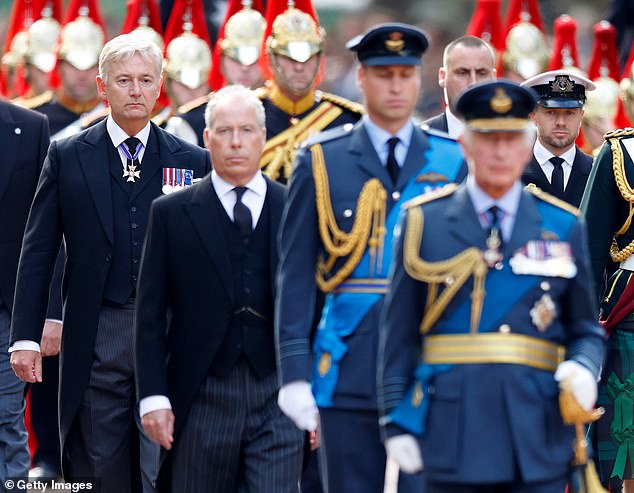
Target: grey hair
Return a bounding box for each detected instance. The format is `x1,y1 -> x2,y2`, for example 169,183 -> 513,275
204,85 -> 266,130
99,33 -> 163,84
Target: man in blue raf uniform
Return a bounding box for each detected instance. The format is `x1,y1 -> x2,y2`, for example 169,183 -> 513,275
379,80 -> 606,493
521,70 -> 595,207
276,23 -> 466,493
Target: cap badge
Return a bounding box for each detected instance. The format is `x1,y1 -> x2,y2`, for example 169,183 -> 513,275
550,75 -> 574,94
385,32 -> 404,52
490,88 -> 512,114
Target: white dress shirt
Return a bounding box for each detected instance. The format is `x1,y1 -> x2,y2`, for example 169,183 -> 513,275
445,107 -> 465,140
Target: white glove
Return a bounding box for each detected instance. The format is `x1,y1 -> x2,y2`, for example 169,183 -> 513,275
554,360 -> 597,411
385,434 -> 423,474
278,380 -> 318,432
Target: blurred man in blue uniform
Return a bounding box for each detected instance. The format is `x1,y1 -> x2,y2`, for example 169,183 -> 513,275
276,23 -> 466,493
379,80 -> 606,493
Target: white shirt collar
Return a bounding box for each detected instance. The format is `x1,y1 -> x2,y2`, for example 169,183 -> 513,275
445,107 -> 465,140
533,139 -> 576,167
211,169 -> 267,199
106,116 -> 151,150
362,114 -> 414,149
466,175 -> 522,217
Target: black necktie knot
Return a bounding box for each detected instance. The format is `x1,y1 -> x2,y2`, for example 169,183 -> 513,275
124,137 -> 141,157
386,137 -> 400,184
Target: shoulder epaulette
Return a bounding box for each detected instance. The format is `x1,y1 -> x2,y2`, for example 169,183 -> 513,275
254,86 -> 269,100
81,106 -> 110,128
302,122 -> 355,149
14,90 -> 53,110
420,123 -> 455,141
525,183 -> 579,216
177,93 -> 211,115
403,183 -> 459,209
604,127 -> 634,140
317,91 -> 364,115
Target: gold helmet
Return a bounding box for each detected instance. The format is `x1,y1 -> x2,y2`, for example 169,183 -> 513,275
59,7 -> 105,70
25,8 -> 61,73
266,1 -> 324,63
584,76 -> 619,123
165,22 -> 212,89
1,30 -> 29,69
220,0 -> 266,66
131,17 -> 164,51
502,22 -> 549,80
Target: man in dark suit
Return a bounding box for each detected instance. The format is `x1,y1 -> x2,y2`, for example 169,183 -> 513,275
0,100 -> 50,483
9,33 -> 211,493
380,80 -> 605,493
521,70 -> 595,207
136,85 -> 303,493
276,23 -> 466,493
423,35 -> 496,139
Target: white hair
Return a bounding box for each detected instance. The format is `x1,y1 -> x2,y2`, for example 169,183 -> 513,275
99,33 -> 163,84
204,85 -> 266,130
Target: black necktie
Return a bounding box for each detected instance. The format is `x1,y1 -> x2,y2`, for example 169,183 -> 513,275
550,156 -> 564,195
233,187 -> 252,236
487,205 -> 503,247
123,137 -> 142,183
386,137 -> 400,184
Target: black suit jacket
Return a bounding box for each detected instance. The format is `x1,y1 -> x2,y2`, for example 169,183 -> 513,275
10,120 -> 211,449
135,173 -> 284,439
521,146 -> 593,208
0,101 -> 52,315
423,111 -> 449,133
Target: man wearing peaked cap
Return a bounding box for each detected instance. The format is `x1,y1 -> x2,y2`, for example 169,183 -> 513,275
255,0 -> 364,184
276,22 -> 467,493
380,79 -> 605,493
520,70 -> 595,207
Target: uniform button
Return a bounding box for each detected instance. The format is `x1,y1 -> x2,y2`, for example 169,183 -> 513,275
131,206 -> 137,213
392,191 -> 401,201
427,385 -> 435,395
343,209 -> 353,218
131,223 -> 138,229
445,276 -> 454,285
14,127 -> 21,135
132,275 -> 137,281
495,262 -> 504,270
132,258 -> 139,264
132,241 -> 139,246
540,281 -> 551,291
244,287 -> 251,294
105,255 -> 111,262
499,324 -> 511,333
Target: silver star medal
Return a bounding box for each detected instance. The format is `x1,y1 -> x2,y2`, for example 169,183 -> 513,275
483,228 -> 503,268
123,162 -> 141,182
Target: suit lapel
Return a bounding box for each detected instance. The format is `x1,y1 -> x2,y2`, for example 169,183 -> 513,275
78,121 -> 114,244
445,186 -> 488,249
395,126 -> 429,190
563,149 -> 588,206
184,174 -> 234,302
348,123 -> 392,190
0,104 -> 21,203
265,177 -> 283,296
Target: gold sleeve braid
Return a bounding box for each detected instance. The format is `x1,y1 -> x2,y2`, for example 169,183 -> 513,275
311,144 -> 387,292
403,206 -> 488,334
606,131 -> 634,262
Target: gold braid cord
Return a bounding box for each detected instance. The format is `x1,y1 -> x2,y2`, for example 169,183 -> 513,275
312,144 -> 387,292
404,207 -> 488,334
608,135 -> 634,262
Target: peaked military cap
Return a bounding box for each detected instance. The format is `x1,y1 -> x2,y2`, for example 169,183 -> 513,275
455,80 -> 537,132
521,70 -> 595,109
346,23 -> 428,66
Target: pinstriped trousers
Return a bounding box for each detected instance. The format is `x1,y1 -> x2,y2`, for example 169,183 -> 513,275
65,302 -> 159,493
171,359 -> 304,493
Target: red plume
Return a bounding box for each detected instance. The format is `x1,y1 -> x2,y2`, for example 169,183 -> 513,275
62,0 -> 107,35
548,15 -> 579,70
587,21 -> 620,81
503,0 -> 543,38
466,0 -> 504,52
121,0 -> 163,35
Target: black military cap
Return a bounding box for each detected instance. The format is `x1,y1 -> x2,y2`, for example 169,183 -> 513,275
346,23 -> 428,66
455,80 -> 537,132
521,70 -> 596,109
